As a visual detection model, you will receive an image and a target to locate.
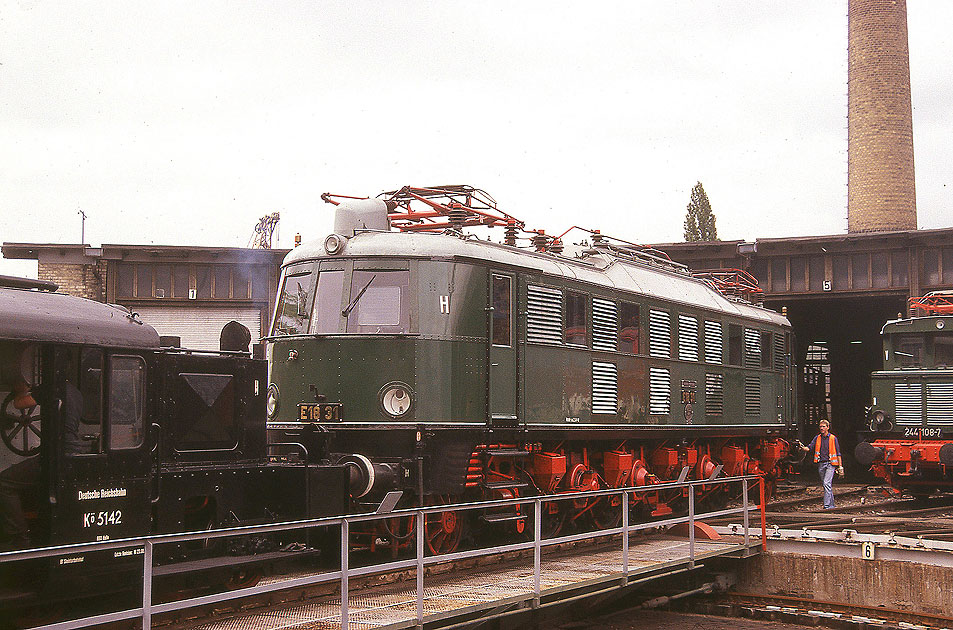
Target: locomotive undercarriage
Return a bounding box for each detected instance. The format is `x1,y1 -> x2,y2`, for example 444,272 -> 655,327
316,425 -> 792,556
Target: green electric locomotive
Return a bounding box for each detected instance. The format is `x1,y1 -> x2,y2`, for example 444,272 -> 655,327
855,292 -> 953,495
265,185 -> 798,552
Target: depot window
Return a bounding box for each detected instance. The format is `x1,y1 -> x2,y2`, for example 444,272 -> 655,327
345,270 -> 411,334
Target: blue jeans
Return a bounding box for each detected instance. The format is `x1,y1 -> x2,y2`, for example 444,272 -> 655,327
818,462 -> 835,509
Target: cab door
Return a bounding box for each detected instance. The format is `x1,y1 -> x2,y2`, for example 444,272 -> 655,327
51,347 -> 151,550
488,272 -> 518,425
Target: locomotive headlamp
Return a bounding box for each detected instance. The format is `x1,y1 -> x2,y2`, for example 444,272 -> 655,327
869,408 -> 887,431
380,382 -> 414,418
324,233 -> 347,255
267,383 -> 280,419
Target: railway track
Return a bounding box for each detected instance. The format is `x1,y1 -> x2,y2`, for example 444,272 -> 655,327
681,593 -> 953,630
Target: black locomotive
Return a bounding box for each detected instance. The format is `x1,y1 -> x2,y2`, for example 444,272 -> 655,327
0,276 -> 347,608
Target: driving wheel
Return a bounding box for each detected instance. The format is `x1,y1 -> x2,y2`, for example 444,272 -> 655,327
1,391 -> 40,457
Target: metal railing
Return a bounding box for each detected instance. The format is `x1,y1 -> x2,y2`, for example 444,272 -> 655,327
1,474 -> 765,630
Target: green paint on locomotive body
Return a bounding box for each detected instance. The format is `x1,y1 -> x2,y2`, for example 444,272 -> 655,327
265,230 -> 795,433
870,316 -> 953,429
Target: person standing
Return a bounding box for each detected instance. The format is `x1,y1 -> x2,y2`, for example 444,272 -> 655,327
802,419 -> 843,509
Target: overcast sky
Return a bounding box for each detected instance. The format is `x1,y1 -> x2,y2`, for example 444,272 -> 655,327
2,1 -> 951,279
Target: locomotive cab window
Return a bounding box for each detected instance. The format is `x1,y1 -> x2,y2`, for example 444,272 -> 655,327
58,346 -> 103,456
311,269 -> 345,334
273,264 -> 316,335
564,291 -> 587,346
897,335 -> 923,367
935,334 -> 953,367
346,269 -> 411,334
761,332 -> 773,369
492,275 -> 512,346
108,355 -> 145,450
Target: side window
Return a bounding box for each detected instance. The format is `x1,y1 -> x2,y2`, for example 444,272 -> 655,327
761,332 -> 773,369
492,275 -> 512,346
109,356 -> 146,450
564,291 -> 587,346
619,303 -> 640,354
728,324 -> 743,366
66,348 -> 103,456
273,265 -> 316,335
311,270 -> 345,334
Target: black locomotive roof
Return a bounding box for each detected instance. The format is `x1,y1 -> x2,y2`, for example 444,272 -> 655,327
0,284 -> 160,348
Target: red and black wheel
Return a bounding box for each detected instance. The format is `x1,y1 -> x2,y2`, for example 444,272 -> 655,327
424,495 -> 466,555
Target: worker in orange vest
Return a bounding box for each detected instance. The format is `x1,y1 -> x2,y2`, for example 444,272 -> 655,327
801,419 -> 843,509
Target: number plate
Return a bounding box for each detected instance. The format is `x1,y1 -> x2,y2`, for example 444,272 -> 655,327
903,426 -> 944,438
297,402 -> 343,422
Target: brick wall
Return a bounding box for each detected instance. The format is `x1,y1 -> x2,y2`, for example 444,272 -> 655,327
38,261 -> 106,302
847,0 -> 917,233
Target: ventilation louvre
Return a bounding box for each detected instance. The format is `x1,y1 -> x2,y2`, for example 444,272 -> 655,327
649,310 -> 671,358
592,298 -> 618,352
895,382 -> 922,425
649,367 -> 671,415
678,314 -> 699,362
527,285 -> 562,344
592,361 -> 618,414
706,373 -> 724,416
744,376 -> 761,417
704,320 -> 723,364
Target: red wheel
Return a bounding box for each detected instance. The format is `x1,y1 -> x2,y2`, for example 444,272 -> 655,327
424,496 -> 465,555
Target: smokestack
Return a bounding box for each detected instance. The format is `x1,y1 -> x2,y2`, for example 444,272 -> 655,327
847,0 -> 917,233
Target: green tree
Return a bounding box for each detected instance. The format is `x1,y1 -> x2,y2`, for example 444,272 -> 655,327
683,181 -> 718,241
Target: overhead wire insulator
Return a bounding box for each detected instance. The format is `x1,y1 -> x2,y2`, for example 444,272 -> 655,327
549,239 -> 564,254
448,207 -> 468,231
532,232 -> 550,252
591,230 -> 607,248
504,220 -> 519,246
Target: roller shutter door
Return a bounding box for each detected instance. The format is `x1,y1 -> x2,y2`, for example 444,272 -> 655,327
133,306 -> 263,351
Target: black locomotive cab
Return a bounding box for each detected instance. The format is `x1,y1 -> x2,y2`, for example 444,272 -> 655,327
0,276 -> 348,603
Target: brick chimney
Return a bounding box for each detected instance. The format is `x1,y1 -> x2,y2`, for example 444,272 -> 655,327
847,0 -> 917,233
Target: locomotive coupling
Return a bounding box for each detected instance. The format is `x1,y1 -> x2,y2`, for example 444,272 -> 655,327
338,454 -> 398,498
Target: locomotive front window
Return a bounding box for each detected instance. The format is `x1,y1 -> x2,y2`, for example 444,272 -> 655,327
312,269 -> 345,334
273,265 -> 316,336
935,334 -> 953,367
346,270 -> 410,334
108,355 -> 145,450
896,335 -> 923,367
